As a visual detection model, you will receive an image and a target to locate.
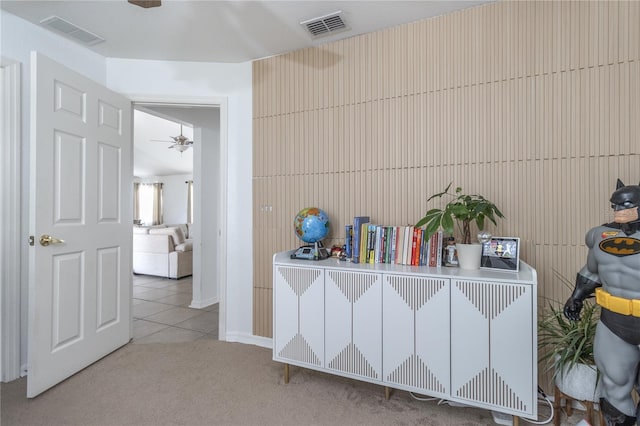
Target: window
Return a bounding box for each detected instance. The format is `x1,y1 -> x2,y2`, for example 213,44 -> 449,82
133,182 -> 163,225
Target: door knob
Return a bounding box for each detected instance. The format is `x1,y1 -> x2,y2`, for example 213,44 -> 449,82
39,234 -> 65,246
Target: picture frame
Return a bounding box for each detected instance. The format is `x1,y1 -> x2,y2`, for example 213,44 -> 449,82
480,236 -> 520,272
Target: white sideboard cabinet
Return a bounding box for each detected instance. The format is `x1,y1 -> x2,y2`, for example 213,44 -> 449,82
272,251 -> 538,421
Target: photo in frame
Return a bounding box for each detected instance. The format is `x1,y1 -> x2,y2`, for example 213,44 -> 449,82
480,237 -> 520,272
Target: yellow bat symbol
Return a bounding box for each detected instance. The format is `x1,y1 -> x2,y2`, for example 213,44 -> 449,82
599,237 -> 640,257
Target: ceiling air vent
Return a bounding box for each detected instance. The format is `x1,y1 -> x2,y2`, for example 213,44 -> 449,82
40,16 -> 105,46
301,11 -> 349,39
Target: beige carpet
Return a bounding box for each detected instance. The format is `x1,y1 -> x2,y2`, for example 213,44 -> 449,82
1,340 -> 575,425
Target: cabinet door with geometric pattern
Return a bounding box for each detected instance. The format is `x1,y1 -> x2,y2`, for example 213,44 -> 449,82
273,265 -> 325,369
382,274 -> 450,397
450,279 -> 535,417
325,270 -> 382,382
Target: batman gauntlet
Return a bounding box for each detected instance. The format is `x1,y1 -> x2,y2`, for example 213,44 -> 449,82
563,273 -> 600,321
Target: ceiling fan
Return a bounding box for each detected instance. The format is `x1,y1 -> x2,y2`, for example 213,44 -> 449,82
151,124 -> 194,152
128,0 -> 161,9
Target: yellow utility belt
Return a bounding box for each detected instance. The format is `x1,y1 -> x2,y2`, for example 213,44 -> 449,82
595,288 -> 640,317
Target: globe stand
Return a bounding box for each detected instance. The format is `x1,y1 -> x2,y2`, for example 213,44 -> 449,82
291,241 -> 330,261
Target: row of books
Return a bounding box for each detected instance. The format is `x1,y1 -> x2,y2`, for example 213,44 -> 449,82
346,216 -> 445,267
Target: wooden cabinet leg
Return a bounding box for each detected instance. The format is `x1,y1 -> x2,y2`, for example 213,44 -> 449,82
512,416 -> 519,426
384,386 -> 391,400
284,364 -> 289,384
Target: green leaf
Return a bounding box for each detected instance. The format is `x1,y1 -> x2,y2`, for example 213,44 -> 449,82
425,217 -> 442,238
416,209 -> 440,228
441,214 -> 454,235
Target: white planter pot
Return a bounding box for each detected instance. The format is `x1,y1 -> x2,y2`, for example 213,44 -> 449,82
555,362 -> 601,402
456,243 -> 482,270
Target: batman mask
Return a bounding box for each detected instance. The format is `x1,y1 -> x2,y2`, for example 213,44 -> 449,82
609,179 -> 640,235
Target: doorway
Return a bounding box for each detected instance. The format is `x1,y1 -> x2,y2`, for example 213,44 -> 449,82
132,99 -> 226,341
131,108 -> 208,342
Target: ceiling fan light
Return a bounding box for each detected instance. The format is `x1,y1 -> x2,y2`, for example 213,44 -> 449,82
174,144 -> 189,152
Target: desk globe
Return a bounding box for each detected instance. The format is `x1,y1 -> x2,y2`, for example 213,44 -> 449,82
292,207 -> 330,260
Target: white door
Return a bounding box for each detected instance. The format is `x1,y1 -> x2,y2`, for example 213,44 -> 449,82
27,52 -> 132,397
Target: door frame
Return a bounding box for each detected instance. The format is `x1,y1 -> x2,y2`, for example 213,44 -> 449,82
1,61 -> 23,382
0,89 -> 229,383
131,94 -> 228,341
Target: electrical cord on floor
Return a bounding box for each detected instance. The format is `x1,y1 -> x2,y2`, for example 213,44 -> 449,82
521,386 -> 554,425
408,391 -> 438,402
409,386 -> 554,425
409,392 -> 476,407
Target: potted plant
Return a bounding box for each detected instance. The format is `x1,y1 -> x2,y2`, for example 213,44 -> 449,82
538,270 -> 601,402
416,183 -> 504,269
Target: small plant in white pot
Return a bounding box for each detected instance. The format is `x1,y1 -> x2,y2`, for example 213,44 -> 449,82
416,183 -> 504,269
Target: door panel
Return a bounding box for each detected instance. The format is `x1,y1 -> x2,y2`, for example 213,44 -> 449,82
51,252 -> 84,350
96,247 -> 120,329
54,131 -> 85,223
98,142 -> 121,222
28,52 -> 132,397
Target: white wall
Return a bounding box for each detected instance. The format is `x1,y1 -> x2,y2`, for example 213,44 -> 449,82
105,59 -> 254,342
162,174 -> 192,225
1,10 -> 109,377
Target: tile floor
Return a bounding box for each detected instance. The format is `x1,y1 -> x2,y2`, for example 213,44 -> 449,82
132,274 -> 219,344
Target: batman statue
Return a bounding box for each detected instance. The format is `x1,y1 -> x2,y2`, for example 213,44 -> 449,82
564,179 -> 640,425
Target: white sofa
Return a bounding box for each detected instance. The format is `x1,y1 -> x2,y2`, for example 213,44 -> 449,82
133,224 -> 193,279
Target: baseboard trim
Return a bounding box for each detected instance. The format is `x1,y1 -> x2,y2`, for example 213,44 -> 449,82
189,296 -> 218,309
224,332 -> 272,349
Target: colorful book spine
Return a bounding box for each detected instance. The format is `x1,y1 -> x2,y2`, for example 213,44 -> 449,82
420,230 -> 429,266
395,226 -> 405,264
360,222 -> 370,263
428,231 -> 439,267
403,226 -> 413,265
378,226 -> 389,263
374,225 -> 383,263
345,225 -> 353,258
368,224 -> 377,264
352,216 -> 369,264
410,228 -> 418,266
390,226 -> 398,264
384,227 -> 391,264
413,227 -> 423,266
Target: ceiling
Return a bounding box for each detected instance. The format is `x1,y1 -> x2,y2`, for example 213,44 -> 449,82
3,0 -> 493,177
133,109 -> 194,177
1,0 -> 492,63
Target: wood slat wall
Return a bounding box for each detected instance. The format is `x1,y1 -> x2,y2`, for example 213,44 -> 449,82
252,0 -> 639,391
